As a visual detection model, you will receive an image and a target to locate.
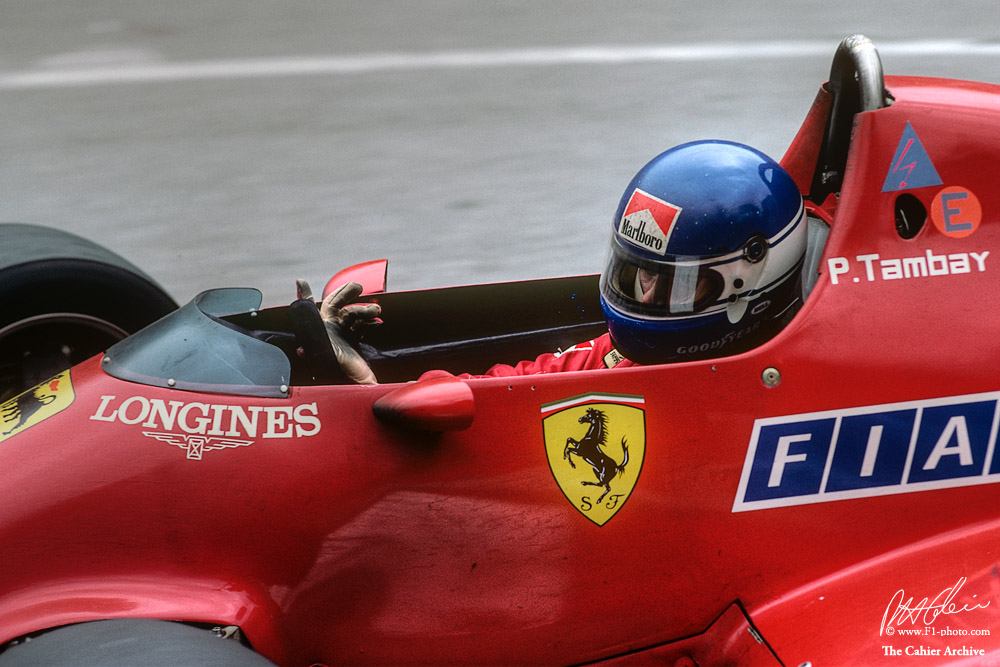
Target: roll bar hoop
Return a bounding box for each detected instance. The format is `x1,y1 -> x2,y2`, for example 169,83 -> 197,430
810,34 -> 892,202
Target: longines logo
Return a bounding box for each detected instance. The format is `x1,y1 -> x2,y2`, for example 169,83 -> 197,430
142,432 -> 255,460
90,395 -> 321,459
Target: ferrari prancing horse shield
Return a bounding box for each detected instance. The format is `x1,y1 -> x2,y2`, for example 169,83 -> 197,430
542,393 -> 646,526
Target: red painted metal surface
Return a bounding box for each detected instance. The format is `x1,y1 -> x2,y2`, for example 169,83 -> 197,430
322,258 -> 388,298
372,375 -> 475,431
3,73 -> 1000,666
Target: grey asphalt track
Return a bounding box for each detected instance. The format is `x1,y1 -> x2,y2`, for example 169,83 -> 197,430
2,1 -> 998,305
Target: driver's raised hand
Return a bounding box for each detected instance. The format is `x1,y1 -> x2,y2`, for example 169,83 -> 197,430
298,279 -> 381,385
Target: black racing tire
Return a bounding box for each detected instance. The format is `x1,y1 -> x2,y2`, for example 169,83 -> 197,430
0,619 -> 276,666
0,224 -> 178,401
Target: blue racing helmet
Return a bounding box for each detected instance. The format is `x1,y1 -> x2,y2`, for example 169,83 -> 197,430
599,140 -> 806,364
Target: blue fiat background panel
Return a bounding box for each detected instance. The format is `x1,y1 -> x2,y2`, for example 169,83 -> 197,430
733,392 -> 1000,512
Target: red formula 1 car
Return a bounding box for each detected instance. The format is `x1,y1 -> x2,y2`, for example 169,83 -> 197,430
1,34 -> 999,666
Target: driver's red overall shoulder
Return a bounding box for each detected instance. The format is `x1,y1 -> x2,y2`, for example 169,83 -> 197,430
418,332 -> 634,381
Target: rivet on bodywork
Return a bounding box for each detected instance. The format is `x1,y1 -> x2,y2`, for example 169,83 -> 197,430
761,367 -> 781,387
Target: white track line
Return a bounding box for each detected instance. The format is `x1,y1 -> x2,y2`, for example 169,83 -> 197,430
1,39 -> 999,90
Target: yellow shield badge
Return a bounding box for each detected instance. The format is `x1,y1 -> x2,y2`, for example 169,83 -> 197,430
1,371 -> 75,443
542,393 -> 645,526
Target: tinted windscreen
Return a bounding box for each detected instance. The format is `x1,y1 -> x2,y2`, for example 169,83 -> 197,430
102,288 -> 291,397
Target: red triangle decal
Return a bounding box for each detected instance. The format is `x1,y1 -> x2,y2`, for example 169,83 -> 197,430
623,189 -> 682,236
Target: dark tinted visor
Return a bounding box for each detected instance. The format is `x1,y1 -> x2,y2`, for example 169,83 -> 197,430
601,245 -> 725,318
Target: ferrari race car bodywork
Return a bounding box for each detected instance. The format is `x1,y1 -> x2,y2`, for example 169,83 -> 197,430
1,35 -> 1000,666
